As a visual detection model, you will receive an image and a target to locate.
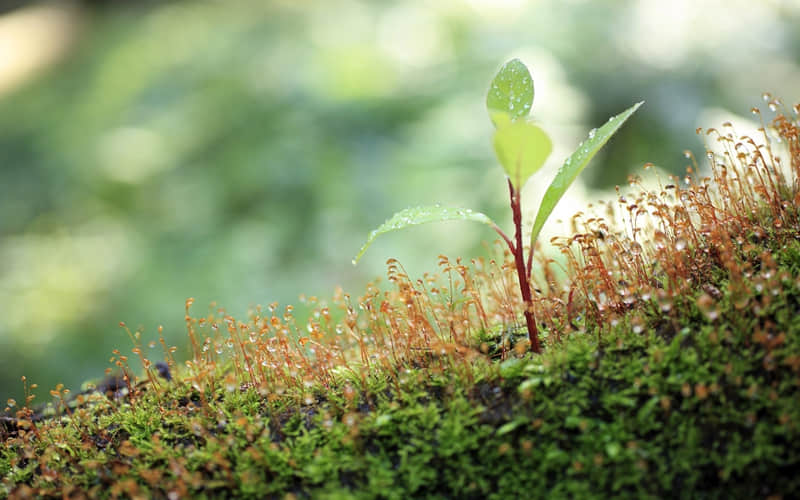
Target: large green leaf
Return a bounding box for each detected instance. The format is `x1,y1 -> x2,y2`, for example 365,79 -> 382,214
493,120 -> 552,190
353,205 -> 497,264
529,101 -> 644,249
486,58 -> 533,126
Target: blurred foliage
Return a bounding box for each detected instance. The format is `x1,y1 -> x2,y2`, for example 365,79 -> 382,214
0,0 -> 798,401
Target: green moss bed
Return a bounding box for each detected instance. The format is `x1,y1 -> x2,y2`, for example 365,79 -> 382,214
2,108 -> 800,499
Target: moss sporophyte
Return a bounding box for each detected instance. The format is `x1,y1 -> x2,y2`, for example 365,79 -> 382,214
353,58 -> 643,353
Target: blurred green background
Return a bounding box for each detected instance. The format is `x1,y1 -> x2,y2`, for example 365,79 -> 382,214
1,0 -> 798,403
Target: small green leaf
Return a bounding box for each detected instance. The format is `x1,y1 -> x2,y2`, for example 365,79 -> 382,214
519,376 -> 552,390
529,101 -> 644,249
352,205 -> 497,264
499,357 -> 524,379
605,441 -> 622,459
564,416 -> 584,429
493,120 -> 552,190
374,414 -> 392,427
486,58 -> 533,126
496,417 -> 527,436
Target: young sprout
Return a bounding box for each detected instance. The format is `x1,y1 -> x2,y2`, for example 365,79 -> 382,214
353,58 -> 643,353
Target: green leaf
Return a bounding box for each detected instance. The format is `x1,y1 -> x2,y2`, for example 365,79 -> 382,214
499,358 -> 524,379
486,58 -> 533,126
605,441 -> 622,459
496,417 -> 528,436
493,120 -> 552,190
352,205 -> 497,264
374,414 -> 392,427
529,101 -> 644,249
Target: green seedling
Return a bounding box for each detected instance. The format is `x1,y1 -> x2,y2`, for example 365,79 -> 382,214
353,58 -> 642,353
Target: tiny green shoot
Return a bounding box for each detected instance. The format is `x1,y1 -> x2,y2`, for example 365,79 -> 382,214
353,58 -> 642,353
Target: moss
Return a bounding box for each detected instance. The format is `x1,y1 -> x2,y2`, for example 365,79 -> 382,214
5,283 -> 800,498
3,105 -> 800,498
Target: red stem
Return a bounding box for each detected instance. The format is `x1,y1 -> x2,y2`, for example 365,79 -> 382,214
490,224 -> 515,253
507,179 -> 541,353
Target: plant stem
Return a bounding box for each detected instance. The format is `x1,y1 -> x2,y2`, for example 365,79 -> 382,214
490,224 -> 515,253
507,179 -> 541,353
